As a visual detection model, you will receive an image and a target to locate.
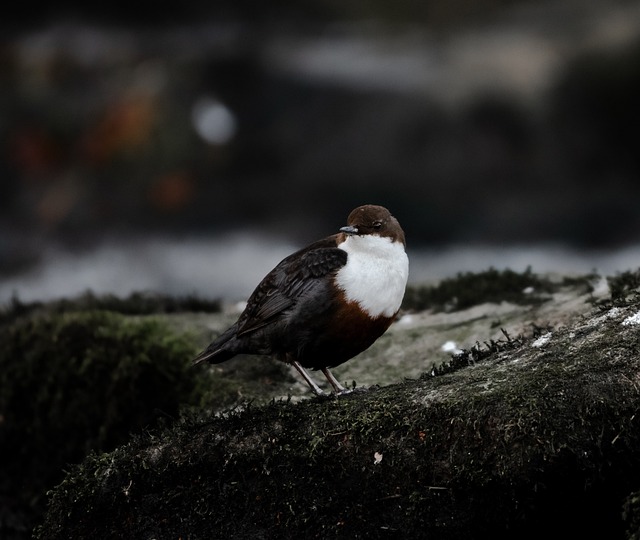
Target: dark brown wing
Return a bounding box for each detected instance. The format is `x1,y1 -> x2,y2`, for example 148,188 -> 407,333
236,235 -> 347,336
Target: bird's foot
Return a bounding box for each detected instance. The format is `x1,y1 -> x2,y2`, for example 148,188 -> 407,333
292,361 -> 327,396
321,367 -> 349,394
292,362 -> 370,397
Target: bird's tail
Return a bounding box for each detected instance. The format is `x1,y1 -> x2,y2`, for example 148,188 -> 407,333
192,326 -> 238,366
192,346 -> 236,366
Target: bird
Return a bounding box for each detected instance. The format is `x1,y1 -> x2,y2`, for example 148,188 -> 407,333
193,204 -> 409,396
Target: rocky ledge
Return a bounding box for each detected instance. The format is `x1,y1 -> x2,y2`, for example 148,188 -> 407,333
32,271 -> 640,539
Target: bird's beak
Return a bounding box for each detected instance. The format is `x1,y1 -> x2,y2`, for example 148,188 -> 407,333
340,225 -> 359,235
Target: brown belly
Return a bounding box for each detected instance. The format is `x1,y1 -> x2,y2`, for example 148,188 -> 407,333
295,298 -> 395,370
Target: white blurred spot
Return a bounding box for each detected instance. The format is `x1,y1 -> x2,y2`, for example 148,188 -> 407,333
373,452 -> 383,465
441,340 -> 462,354
522,286 -> 535,295
232,300 -> 248,313
191,96 -> 236,145
607,307 -> 622,319
622,312 -> 640,326
591,275 -> 610,298
531,332 -> 552,348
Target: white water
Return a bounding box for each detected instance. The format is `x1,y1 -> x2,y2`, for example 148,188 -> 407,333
1,233 -> 638,304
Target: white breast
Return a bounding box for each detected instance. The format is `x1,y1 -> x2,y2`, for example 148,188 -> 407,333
335,235 -> 409,318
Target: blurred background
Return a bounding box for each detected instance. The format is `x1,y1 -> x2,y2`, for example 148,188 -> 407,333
1,0 -> 640,303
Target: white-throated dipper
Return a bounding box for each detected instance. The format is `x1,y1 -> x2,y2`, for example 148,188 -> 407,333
193,205 -> 409,396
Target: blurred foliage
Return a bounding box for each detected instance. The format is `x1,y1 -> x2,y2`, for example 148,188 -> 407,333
402,267 -> 554,312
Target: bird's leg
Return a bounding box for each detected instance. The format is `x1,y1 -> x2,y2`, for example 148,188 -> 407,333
321,367 -> 349,394
292,361 -> 326,396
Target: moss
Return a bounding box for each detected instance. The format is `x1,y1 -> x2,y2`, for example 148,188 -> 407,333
403,267 -> 554,312
608,268 -> 640,305
425,327 -> 527,377
0,290 -> 221,327
36,294 -> 640,539
0,310 -> 212,538
623,490 -> 640,540
4,269 -> 637,538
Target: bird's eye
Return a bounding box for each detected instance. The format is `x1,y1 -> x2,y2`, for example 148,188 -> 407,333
373,221 -> 382,229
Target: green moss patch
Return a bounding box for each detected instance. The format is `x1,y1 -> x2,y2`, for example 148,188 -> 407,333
0,309 -> 209,538
403,267 -> 555,312
608,268 -> 640,305
0,290 -> 221,327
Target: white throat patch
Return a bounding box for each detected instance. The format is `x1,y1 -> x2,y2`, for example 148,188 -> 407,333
335,234 -> 409,318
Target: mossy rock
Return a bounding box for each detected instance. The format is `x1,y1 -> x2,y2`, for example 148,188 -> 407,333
0,310 -> 207,538
402,267 -> 556,312
35,295 -> 640,539
0,290 -> 221,327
